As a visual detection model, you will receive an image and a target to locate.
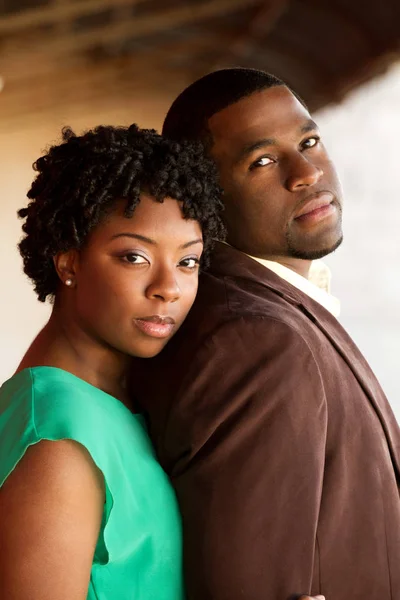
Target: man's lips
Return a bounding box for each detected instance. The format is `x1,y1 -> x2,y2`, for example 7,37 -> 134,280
134,315 -> 176,339
293,192 -> 336,223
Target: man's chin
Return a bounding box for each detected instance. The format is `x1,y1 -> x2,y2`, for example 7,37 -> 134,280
288,234 -> 343,261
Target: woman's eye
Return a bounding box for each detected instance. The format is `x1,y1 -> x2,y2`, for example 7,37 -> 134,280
250,156 -> 274,169
302,136 -> 320,150
123,253 -> 148,265
180,257 -> 200,269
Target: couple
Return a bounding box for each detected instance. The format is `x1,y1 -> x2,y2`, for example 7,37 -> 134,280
0,68 -> 399,600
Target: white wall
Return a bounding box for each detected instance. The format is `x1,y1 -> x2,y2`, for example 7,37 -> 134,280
1,65 -> 400,423
318,62 -> 400,421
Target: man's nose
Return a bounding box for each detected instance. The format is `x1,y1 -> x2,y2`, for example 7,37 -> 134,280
145,270 -> 181,303
285,154 -> 323,191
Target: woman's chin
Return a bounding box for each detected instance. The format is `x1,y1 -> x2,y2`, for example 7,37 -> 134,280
129,339 -> 170,359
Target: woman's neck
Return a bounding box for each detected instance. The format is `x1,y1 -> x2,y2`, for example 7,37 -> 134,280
17,308 -> 132,407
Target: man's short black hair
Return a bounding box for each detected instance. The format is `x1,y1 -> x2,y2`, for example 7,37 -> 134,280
18,124 -> 225,302
162,67 -> 289,144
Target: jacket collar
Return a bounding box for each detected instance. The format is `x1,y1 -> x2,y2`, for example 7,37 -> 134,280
209,241 -> 314,307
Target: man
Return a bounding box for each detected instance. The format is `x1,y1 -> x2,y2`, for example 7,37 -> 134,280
133,69 -> 400,599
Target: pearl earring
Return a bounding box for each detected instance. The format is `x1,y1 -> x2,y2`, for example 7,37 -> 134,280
65,278 -> 73,287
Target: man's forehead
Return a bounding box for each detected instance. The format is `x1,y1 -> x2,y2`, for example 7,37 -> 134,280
208,86 -> 315,146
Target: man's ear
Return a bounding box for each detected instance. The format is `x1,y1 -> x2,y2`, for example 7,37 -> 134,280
53,249 -> 79,289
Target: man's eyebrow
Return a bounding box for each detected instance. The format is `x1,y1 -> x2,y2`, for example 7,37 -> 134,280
237,120 -> 320,162
110,233 -> 203,249
238,138 -> 276,161
300,119 -> 319,134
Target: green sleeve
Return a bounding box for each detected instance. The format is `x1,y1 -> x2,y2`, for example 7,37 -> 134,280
0,369 -> 114,564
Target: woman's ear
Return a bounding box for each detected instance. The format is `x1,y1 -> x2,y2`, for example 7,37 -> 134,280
53,249 -> 79,289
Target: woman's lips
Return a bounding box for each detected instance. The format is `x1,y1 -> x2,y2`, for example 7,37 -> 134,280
134,316 -> 175,339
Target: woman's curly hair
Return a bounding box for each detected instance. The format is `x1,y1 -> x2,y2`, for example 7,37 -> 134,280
18,124 -> 225,302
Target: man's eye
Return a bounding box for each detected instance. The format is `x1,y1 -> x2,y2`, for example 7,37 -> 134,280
251,156 -> 274,169
302,136 -> 320,150
123,253 -> 148,264
180,257 -> 200,269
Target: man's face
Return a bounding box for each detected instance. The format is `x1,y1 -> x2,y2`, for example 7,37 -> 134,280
208,85 -> 343,261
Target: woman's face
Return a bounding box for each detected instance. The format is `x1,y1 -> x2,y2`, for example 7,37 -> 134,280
61,194 -> 203,358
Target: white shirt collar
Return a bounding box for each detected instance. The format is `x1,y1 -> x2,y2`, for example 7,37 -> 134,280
248,255 -> 341,318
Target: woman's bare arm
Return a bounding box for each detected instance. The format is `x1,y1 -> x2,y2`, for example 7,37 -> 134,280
0,439 -> 104,600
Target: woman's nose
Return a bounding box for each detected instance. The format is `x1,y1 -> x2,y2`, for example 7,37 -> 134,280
286,155 -> 323,191
146,271 -> 181,303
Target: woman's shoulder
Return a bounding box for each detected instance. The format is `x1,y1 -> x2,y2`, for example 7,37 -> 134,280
3,365 -> 137,418
0,367 -> 151,473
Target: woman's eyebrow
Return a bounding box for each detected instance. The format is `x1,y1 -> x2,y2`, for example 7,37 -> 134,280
179,238 -> 203,250
110,233 -> 203,250
110,233 -> 155,244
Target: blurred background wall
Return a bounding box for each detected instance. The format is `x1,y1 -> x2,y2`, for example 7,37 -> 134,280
1,0 -> 400,418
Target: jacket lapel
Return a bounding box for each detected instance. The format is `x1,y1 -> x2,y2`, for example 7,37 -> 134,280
209,242 -> 400,475
299,298 -> 400,475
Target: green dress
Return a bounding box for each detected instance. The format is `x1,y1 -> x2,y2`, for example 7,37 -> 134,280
0,366 -> 185,600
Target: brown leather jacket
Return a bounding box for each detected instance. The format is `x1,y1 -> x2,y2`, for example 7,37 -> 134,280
132,242 -> 400,599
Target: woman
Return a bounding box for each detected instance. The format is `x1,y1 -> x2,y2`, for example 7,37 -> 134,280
0,124 -> 225,599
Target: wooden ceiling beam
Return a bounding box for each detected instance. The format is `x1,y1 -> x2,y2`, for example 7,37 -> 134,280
302,0 -> 400,53
0,56 -> 180,122
212,0 -> 289,68
2,35 -> 231,119
0,28 -> 238,83
1,0 -> 261,57
0,0 -> 140,35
